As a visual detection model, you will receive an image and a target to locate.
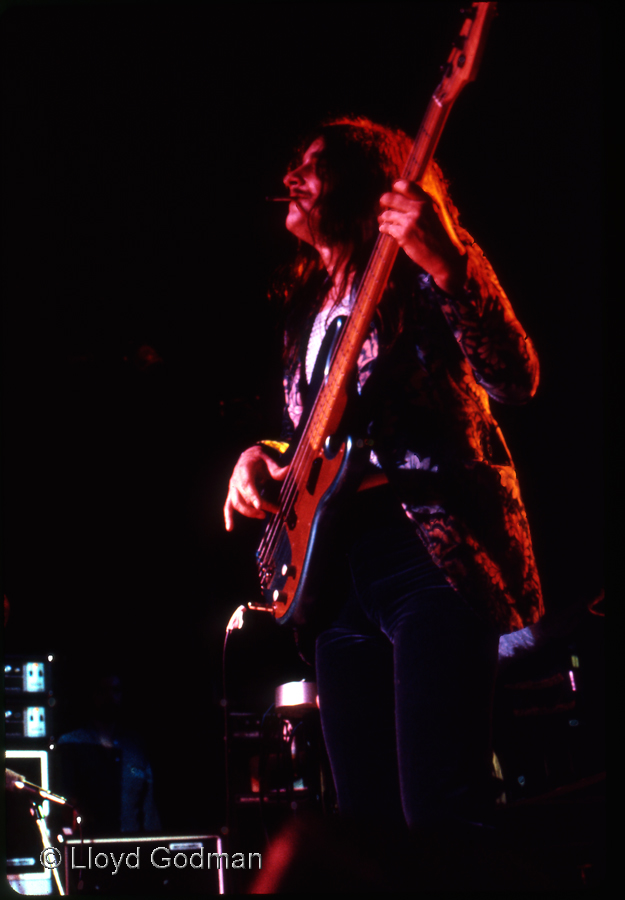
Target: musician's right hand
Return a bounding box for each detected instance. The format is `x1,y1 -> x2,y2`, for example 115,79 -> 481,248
224,445 -> 289,531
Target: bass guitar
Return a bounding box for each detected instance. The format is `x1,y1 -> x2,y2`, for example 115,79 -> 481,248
252,2 -> 497,625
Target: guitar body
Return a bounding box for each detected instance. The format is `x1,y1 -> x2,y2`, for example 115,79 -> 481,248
257,434 -> 367,625
256,318 -> 370,625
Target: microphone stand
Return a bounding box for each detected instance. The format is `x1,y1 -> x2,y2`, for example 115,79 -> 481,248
6,768 -> 73,895
30,801 -> 65,896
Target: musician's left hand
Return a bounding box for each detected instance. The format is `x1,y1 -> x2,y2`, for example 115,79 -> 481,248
378,179 -> 467,295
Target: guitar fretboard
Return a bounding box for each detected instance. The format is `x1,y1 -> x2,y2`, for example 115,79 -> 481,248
301,89 -> 451,458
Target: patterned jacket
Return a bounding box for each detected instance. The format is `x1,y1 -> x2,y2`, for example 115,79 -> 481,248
273,243 -> 544,634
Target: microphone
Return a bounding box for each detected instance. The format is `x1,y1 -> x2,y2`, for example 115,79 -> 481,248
5,768 -> 73,806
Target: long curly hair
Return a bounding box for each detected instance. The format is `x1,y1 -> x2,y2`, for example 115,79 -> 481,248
273,116 -> 470,367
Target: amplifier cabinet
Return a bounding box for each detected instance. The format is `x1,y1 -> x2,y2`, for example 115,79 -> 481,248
63,835 -> 227,894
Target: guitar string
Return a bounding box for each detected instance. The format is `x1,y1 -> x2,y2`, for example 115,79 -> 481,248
257,321 -> 354,569
257,236 -> 398,572
256,94 -> 447,579
256,135 -> 420,567
257,292 -> 370,563
258,270 -> 376,564
256,10 -> 491,593
257,188 -> 416,574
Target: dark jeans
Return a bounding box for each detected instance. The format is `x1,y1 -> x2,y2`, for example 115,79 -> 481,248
315,490 -> 500,832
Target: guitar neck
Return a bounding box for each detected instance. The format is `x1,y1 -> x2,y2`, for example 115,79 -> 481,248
302,95 -> 451,455
297,2 -> 496,459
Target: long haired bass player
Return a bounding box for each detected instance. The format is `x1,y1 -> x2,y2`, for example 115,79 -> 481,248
224,3 -> 543,837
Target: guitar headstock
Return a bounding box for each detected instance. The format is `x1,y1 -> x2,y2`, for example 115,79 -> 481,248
434,2 -> 497,107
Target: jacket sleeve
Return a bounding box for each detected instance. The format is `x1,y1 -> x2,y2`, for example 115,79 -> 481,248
423,240 -> 539,404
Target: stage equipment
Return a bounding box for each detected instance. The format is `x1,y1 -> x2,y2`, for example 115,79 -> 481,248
6,767 -> 71,806
62,834 -> 226,895
221,604 -> 335,879
5,653 -> 57,744
493,606 -> 605,804
227,681 -> 335,845
5,749 -> 62,895
274,680 -> 318,714
229,682 -> 329,813
225,691 -> 335,893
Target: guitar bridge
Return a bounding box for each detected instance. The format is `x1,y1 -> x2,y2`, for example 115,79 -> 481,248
258,561 -> 275,588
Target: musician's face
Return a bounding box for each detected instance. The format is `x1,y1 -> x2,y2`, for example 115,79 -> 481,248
283,138 -> 326,246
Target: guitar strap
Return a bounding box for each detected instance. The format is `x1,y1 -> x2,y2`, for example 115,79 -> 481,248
296,295 -> 323,396
298,274 -> 356,396
297,319 -> 313,394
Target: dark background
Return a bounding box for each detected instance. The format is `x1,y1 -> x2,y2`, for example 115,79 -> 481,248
1,0 -> 603,834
